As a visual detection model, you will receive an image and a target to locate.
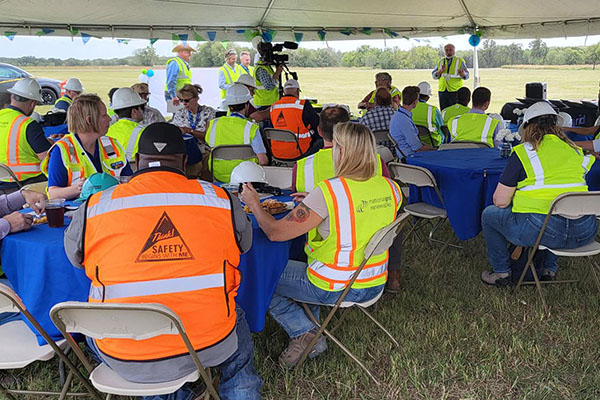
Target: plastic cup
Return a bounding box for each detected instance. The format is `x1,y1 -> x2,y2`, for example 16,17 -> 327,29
118,175 -> 131,184
46,198 -> 65,228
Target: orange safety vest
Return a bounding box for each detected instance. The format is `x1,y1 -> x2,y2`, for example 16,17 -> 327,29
83,170 -> 241,361
269,96 -> 312,159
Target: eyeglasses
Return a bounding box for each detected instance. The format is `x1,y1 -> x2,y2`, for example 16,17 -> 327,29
181,97 -> 197,104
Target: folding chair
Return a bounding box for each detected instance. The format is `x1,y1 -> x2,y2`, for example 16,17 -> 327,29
50,302 -> 220,399
210,144 -> 256,183
371,130 -> 390,145
416,125 -> 435,147
263,166 -> 293,189
376,145 -> 394,164
439,140 -> 492,150
0,283 -> 99,400
0,164 -> 22,193
515,192 -> 600,316
264,128 -> 305,166
440,125 -> 451,143
387,162 -> 461,267
295,213 -> 410,384
21,181 -> 48,194
386,132 -> 406,162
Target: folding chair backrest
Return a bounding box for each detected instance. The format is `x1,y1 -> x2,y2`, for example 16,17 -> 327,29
21,181 -> 48,194
0,283 -> 20,313
0,164 -> 21,186
376,146 -> 394,164
441,125 -> 451,141
363,213 -> 410,260
372,130 -> 390,144
50,302 -> 183,340
439,141 -> 492,150
387,162 -> 437,188
550,192 -> 600,218
264,128 -> 298,143
211,145 -> 256,161
263,166 -> 293,189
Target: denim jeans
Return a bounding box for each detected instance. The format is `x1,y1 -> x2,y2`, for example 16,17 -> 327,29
86,306 -> 262,400
482,205 -> 598,274
269,260 -> 385,338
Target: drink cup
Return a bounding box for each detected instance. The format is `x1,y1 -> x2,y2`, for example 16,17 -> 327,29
46,198 -> 65,228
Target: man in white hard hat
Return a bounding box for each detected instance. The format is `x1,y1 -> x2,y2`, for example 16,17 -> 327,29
448,87 -> 499,147
106,88 -> 146,162
206,84 -> 268,182
54,78 -> 84,111
269,79 -> 320,160
411,81 -> 445,146
432,43 -> 469,110
235,74 -> 269,122
218,50 -> 244,100
164,43 -> 195,112
0,78 -> 51,193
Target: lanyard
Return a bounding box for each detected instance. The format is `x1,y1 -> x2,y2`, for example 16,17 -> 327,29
188,109 -> 202,130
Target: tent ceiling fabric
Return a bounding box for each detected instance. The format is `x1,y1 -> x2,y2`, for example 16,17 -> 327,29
0,0 -> 599,41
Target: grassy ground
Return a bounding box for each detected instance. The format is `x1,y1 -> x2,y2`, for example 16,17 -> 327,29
26,66 -> 599,115
6,226 -> 600,399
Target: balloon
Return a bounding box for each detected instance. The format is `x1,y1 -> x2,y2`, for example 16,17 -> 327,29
141,69 -> 148,75
138,73 -> 149,83
475,30 -> 482,37
146,69 -> 154,78
468,34 -> 480,47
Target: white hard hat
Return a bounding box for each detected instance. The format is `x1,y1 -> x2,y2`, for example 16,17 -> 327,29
557,112 -> 573,128
518,101 -> 558,136
236,74 -> 261,89
7,78 -> 43,102
229,161 -> 267,185
111,87 -> 146,110
283,79 -> 300,91
225,84 -> 252,106
417,81 -> 432,97
64,78 -> 84,92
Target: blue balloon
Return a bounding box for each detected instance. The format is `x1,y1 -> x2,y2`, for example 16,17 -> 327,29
469,34 -> 480,47
146,69 -> 155,77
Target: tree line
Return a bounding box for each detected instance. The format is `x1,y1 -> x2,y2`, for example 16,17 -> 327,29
2,39 -> 599,69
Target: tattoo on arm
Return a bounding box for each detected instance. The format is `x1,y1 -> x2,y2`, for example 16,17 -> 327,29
285,203 -> 311,223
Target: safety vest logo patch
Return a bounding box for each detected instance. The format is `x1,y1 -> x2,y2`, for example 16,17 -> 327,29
275,111 -> 286,126
136,212 -> 194,262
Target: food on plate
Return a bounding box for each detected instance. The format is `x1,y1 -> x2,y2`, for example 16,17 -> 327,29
244,199 -> 289,215
32,215 -> 48,225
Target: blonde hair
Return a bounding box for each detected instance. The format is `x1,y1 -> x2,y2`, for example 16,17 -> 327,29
523,118 -> 578,151
333,122 -> 377,181
177,84 -> 202,99
67,94 -> 105,134
131,82 -> 148,93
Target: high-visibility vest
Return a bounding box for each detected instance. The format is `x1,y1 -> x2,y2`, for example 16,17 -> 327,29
106,119 -> 145,162
441,103 -> 470,125
0,108 -> 44,182
411,101 -> 442,146
54,95 -> 72,109
206,116 -> 259,182
41,133 -> 126,185
164,57 -> 192,93
219,63 -> 244,99
306,176 -> 402,291
253,63 -> 279,107
269,97 -> 312,159
83,171 -> 240,361
107,106 -> 115,118
512,135 -> 594,214
367,86 -> 402,105
296,148 -> 383,192
240,64 -> 255,77
436,57 -> 466,92
449,112 -> 498,146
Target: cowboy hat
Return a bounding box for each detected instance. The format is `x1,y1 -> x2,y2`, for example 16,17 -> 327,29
171,43 -> 196,53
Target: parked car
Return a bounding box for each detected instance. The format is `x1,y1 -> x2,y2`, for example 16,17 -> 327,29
0,63 -> 62,105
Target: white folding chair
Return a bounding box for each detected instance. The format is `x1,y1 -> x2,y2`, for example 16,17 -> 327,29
371,130 -> 390,145
295,213 -> 410,384
515,192 -> 600,316
263,166 -> 293,190
50,302 -> 220,399
210,144 -> 256,183
0,283 -> 99,400
264,128 -> 305,165
439,141 -> 492,150
376,145 -> 394,164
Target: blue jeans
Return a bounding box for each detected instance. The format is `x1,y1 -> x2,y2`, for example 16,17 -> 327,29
86,307 -> 261,400
481,205 -> 598,274
269,260 -> 385,338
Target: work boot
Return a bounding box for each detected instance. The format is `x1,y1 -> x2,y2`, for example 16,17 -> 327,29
540,269 -> 556,281
481,270 -> 512,287
279,329 -> 327,368
386,270 -> 401,293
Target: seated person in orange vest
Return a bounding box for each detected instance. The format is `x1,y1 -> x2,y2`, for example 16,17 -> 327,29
242,122 -> 402,367
448,87 -> 500,147
64,123 -> 262,399
0,78 -> 51,194
269,79 -> 320,160
42,94 -> 132,200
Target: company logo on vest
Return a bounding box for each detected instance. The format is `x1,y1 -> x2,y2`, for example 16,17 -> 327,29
136,212 -> 194,262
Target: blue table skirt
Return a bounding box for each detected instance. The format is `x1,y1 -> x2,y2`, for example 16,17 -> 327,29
2,195 -> 301,344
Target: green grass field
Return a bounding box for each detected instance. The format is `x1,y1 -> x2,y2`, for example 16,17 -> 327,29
27,66 -> 600,115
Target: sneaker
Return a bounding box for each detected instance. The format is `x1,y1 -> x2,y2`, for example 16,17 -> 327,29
540,269 -> 556,281
279,329 -> 327,368
481,270 -> 512,287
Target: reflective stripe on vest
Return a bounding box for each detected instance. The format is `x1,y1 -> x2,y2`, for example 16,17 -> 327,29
302,155 -> 315,192
126,125 -> 144,160
450,113 -> 496,145
426,104 -> 434,131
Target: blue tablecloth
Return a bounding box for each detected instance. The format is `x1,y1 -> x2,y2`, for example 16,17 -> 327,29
2,195 -> 300,344
43,124 -> 68,138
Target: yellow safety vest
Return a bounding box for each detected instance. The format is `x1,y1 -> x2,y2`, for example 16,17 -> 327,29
0,108 -> 43,182
436,57 -> 466,92
411,101 -> 442,146
106,119 -> 145,162
306,176 -> 402,291
205,116 -> 259,182
54,95 -> 73,109
367,86 -> 402,105
512,135 -> 594,214
441,103 -> 470,125
253,63 -> 279,107
449,112 -> 498,146
164,57 -> 192,93
240,64 -> 255,77
41,133 -> 127,186
219,63 -> 244,99
296,148 -> 383,192
107,107 -> 115,118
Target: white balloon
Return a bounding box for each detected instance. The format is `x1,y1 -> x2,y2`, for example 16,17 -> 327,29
138,74 -> 149,83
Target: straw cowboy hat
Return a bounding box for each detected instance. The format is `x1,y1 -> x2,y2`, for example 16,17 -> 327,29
171,43 -> 196,52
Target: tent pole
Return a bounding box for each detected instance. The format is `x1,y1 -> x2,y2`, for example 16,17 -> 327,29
473,45 -> 480,89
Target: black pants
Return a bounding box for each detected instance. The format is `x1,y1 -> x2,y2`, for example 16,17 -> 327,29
438,90 -> 459,111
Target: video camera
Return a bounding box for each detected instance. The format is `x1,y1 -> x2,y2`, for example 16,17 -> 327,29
257,41 -> 298,65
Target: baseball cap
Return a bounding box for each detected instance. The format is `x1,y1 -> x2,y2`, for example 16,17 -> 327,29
283,79 -> 301,91
137,122 -> 186,155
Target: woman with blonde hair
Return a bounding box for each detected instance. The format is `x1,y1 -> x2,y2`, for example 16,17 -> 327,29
481,101 -> 597,286
41,94 -> 132,200
241,122 -> 402,367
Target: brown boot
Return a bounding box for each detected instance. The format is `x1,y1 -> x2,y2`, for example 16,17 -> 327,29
386,270 -> 401,293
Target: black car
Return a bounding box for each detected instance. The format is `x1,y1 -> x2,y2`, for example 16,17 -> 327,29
0,63 -> 62,105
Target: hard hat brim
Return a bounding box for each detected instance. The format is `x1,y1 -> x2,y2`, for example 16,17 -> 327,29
7,86 -> 43,103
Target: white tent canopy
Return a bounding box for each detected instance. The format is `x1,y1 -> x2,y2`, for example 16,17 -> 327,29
0,0 -> 599,41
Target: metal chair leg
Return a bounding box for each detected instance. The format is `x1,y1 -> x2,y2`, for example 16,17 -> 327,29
0,381 -> 18,400
58,369 -> 74,400
357,306 -> 400,349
